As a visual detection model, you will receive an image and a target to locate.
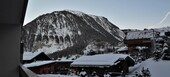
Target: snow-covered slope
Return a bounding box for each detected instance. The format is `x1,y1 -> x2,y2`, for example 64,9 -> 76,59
154,27 -> 170,36
23,10 -> 124,55
129,58 -> 170,77
83,40 -> 113,55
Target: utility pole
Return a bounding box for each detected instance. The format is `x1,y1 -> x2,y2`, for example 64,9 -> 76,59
151,29 -> 155,53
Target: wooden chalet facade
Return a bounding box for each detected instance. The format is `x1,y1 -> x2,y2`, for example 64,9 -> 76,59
124,38 -> 152,47
23,51 -> 52,64
70,54 -> 135,76
24,61 -> 56,74
124,30 -> 155,53
55,60 -> 73,74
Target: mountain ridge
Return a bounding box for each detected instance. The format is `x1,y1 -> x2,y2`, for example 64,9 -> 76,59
23,10 -> 124,57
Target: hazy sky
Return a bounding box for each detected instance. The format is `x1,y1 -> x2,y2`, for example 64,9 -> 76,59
24,0 -> 170,30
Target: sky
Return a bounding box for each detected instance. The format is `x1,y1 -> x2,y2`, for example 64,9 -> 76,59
24,0 -> 170,30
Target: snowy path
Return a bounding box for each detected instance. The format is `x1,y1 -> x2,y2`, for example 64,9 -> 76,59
129,58 -> 170,77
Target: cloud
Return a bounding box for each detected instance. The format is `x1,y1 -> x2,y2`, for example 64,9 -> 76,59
158,11 -> 170,25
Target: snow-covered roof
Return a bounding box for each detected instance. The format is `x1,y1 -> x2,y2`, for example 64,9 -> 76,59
163,47 -> 168,52
56,60 -> 73,63
56,55 -> 80,62
117,46 -> 128,52
163,43 -> 168,47
23,61 -> 55,68
23,51 -> 45,61
125,30 -> 154,40
56,58 -> 74,62
71,53 -> 134,67
126,27 -> 170,40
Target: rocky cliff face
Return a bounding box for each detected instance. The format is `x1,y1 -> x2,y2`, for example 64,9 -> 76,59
23,10 -> 124,55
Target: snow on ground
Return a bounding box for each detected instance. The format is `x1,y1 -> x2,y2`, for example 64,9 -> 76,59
38,74 -> 78,77
129,58 -> 170,77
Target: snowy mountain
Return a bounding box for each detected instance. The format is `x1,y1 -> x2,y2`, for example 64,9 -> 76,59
23,10 -> 124,56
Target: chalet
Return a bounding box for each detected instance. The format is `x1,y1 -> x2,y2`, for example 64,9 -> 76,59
70,54 -> 135,76
23,61 -> 56,74
124,30 -> 155,46
23,51 -> 52,64
124,30 -> 158,53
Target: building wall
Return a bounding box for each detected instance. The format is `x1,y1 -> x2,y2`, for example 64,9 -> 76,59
0,0 -> 28,77
0,26 -> 21,77
71,64 -> 129,76
124,39 -> 152,47
124,39 -> 152,54
55,62 -> 73,74
29,63 -> 55,74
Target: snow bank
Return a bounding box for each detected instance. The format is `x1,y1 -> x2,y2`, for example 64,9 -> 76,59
130,58 -> 170,77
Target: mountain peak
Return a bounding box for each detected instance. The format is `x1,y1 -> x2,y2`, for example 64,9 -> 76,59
23,10 -> 124,56
63,9 -> 85,16
58,9 -> 105,18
